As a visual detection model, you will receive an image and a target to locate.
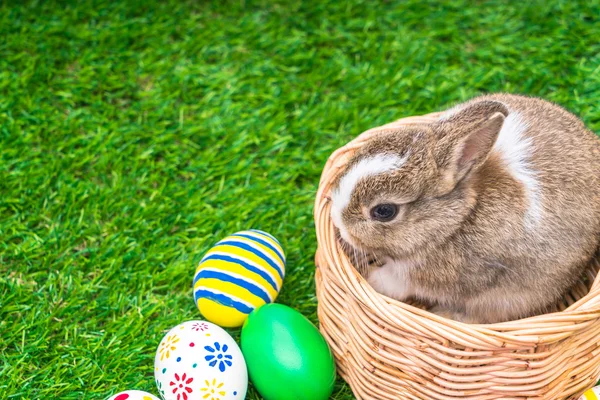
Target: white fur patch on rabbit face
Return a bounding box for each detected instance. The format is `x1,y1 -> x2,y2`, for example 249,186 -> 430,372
331,153 -> 409,242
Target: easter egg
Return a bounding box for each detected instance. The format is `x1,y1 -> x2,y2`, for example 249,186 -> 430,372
193,229 -> 285,328
154,320 -> 247,400
580,386 -> 600,399
240,304 -> 336,400
106,391 -> 160,400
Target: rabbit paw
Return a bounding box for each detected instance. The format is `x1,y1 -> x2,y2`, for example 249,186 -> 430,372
366,258 -> 413,301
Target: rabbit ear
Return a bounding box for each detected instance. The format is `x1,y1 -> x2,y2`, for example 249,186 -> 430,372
455,112 -> 505,178
436,111 -> 506,193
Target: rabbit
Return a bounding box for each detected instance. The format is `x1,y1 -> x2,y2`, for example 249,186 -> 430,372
330,93 -> 600,324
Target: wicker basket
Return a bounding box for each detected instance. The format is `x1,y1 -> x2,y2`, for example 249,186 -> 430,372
314,112 -> 600,400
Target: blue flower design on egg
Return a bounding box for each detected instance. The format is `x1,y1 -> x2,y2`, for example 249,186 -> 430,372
204,341 -> 233,372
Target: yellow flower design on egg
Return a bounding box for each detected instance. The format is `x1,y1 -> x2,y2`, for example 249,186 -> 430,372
158,334 -> 180,361
200,378 -> 226,400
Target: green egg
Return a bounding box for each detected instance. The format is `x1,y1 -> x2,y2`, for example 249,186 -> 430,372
241,303 -> 336,400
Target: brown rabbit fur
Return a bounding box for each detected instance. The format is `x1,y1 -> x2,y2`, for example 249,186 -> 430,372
330,93 -> 600,323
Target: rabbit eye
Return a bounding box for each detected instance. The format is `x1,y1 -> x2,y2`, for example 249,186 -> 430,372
370,204 -> 398,222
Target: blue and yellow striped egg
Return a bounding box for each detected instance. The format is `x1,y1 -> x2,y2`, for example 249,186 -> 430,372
580,386 -> 600,400
193,230 -> 285,328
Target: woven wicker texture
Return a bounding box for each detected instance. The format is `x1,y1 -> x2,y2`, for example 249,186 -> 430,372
314,112 -> 600,400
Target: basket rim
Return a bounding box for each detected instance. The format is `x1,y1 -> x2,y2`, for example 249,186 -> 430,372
314,111 -> 600,342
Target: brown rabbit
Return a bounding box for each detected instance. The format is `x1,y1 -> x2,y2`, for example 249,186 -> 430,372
330,93 -> 600,323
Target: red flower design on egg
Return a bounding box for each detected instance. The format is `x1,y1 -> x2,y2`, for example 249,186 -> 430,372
170,372 -> 193,400
192,322 -> 209,332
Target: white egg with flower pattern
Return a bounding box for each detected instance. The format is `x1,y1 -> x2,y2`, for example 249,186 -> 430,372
154,320 -> 247,400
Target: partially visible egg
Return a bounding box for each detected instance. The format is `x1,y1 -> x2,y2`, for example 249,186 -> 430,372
106,391 -> 160,400
240,304 -> 336,400
580,386 -> 600,400
193,229 -> 285,328
154,320 -> 247,400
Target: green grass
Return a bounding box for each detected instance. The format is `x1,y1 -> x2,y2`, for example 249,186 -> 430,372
1,0 -> 599,398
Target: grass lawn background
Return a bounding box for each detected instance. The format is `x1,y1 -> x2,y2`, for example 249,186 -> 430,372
2,0 -> 600,398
